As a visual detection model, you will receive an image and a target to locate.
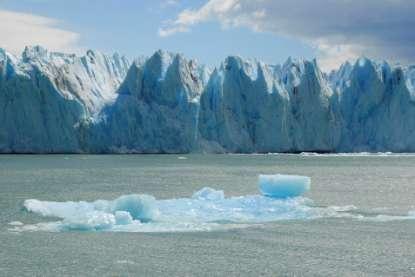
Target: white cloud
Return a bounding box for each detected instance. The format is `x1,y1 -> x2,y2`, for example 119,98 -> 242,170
0,9 -> 81,55
160,0 -> 415,70
158,0 -> 241,36
158,24 -> 189,37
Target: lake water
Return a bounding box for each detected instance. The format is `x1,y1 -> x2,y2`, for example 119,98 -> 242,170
1,154 -> 415,276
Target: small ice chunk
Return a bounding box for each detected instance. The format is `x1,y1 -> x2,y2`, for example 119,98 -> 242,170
258,174 -> 310,198
115,211 -> 134,225
112,194 -> 158,222
62,211 -> 116,231
192,187 -> 225,201
8,221 -> 24,226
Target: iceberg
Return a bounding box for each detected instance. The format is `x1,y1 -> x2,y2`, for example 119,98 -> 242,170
23,193 -> 159,231
14,175 -> 415,233
111,194 -> 158,222
13,177 -> 370,233
258,174 -> 311,198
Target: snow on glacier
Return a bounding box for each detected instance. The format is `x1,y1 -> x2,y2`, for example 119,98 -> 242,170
18,46 -> 130,116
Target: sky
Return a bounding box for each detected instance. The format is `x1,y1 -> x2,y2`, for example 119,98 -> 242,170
0,0 -> 414,71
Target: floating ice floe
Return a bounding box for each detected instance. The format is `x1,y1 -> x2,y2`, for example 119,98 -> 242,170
258,174 -> 310,198
10,174 -> 415,233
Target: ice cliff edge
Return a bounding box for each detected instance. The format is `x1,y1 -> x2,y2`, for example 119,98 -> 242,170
1,46 -> 414,153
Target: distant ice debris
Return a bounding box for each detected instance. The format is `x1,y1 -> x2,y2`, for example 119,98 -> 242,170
116,260 -> 135,265
299,152 -> 414,157
8,221 -> 23,226
259,174 -> 310,198
363,211 -> 415,222
177,156 -> 188,160
192,187 -> 224,201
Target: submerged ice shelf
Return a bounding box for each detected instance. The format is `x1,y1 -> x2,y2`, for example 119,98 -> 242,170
10,175 -> 415,233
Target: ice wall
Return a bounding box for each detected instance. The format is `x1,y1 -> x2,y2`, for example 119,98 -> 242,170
2,46 -> 415,153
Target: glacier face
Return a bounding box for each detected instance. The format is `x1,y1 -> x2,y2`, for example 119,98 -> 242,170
82,50 -> 204,153
1,46 -> 415,153
0,46 -> 130,153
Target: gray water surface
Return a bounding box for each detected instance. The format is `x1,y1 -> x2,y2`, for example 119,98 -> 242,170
1,154 -> 415,276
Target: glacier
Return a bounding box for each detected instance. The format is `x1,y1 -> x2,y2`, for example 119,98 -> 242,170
1,45 -> 415,153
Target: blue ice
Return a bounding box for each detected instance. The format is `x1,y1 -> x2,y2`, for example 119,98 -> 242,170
12,174 -> 387,233
258,174 -> 311,198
